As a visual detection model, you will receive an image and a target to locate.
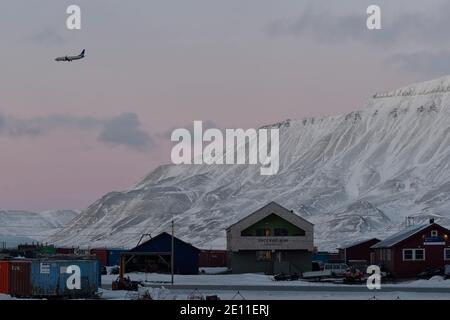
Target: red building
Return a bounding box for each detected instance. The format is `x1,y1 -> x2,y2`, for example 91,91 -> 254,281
339,238 -> 380,264
199,250 -> 227,268
371,220 -> 450,278
90,248 -> 109,266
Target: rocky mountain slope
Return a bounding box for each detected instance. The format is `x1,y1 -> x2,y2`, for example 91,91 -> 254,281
0,210 -> 79,247
50,75 -> 450,250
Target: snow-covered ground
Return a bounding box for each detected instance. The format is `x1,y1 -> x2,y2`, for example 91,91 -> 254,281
199,267 -> 229,274
99,288 -> 450,300
0,293 -> 15,300
98,273 -> 450,300
102,272 -> 450,288
2,287 -> 449,300
102,272 -> 315,287
1,274 -> 449,300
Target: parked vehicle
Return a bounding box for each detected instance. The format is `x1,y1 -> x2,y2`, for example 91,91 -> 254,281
343,267 -> 364,284
324,263 -> 349,276
101,265 -> 107,275
445,265 -> 450,279
416,267 -> 444,280
273,272 -> 299,281
311,260 -> 323,271
111,276 -> 139,291
110,266 -> 120,275
303,263 -> 349,280
302,269 -> 332,280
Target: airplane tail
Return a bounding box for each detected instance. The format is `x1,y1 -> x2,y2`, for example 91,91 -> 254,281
80,49 -> 85,57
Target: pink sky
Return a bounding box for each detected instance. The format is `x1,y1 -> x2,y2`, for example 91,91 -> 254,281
0,0 -> 444,210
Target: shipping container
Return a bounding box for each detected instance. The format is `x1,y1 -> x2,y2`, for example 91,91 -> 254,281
199,250 -> 227,268
39,246 -> 57,255
0,261 -> 11,294
9,261 -> 32,297
9,259 -> 99,298
107,249 -> 127,266
56,248 -> 75,255
312,251 -> 330,263
29,259 -> 99,298
74,248 -> 90,256
90,249 -> 108,266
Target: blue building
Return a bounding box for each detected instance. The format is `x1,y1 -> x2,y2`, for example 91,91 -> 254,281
123,232 -> 200,275
107,249 -> 128,266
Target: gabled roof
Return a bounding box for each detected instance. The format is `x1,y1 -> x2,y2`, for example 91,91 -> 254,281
371,224 -> 432,249
130,232 -> 200,252
226,201 -> 313,231
341,238 -> 380,249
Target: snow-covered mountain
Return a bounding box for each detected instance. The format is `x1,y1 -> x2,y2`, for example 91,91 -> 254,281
50,75 -> 450,250
0,210 -> 79,247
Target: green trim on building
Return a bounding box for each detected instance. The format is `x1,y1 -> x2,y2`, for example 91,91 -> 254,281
240,213 -> 306,237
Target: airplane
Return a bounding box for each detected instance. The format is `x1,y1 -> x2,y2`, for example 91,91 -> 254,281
55,49 -> 85,62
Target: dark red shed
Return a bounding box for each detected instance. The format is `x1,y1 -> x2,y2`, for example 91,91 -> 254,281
56,247 -> 75,255
339,238 -> 381,264
199,250 -> 227,268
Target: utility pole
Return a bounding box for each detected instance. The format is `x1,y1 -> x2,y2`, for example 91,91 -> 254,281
171,220 -> 175,285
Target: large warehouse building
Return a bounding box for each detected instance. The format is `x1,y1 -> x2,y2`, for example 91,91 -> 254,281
121,232 -> 200,275
226,202 -> 314,275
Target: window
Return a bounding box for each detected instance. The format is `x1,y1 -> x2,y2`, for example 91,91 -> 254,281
255,228 -> 265,236
256,251 -> 272,261
431,230 -> 438,237
415,249 -> 424,260
274,228 -> 288,236
445,248 -> 450,260
403,249 -> 425,261
403,249 -> 413,260
275,251 -> 286,262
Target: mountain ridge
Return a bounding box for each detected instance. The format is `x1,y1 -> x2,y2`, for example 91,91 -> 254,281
0,209 -> 79,247
49,76 -> 450,250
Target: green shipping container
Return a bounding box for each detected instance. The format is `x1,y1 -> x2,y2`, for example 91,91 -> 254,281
39,246 -> 57,255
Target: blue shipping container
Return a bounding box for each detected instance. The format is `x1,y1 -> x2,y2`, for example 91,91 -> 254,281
30,259 -> 99,298
312,252 -> 330,263
107,249 -> 127,266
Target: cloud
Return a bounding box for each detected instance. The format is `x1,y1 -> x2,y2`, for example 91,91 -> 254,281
387,51 -> 450,77
0,114 -> 101,137
265,2 -> 450,76
0,113 -> 154,152
266,7 -> 368,44
265,2 -> 450,47
157,120 -> 220,140
98,113 -> 154,151
28,27 -> 66,47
